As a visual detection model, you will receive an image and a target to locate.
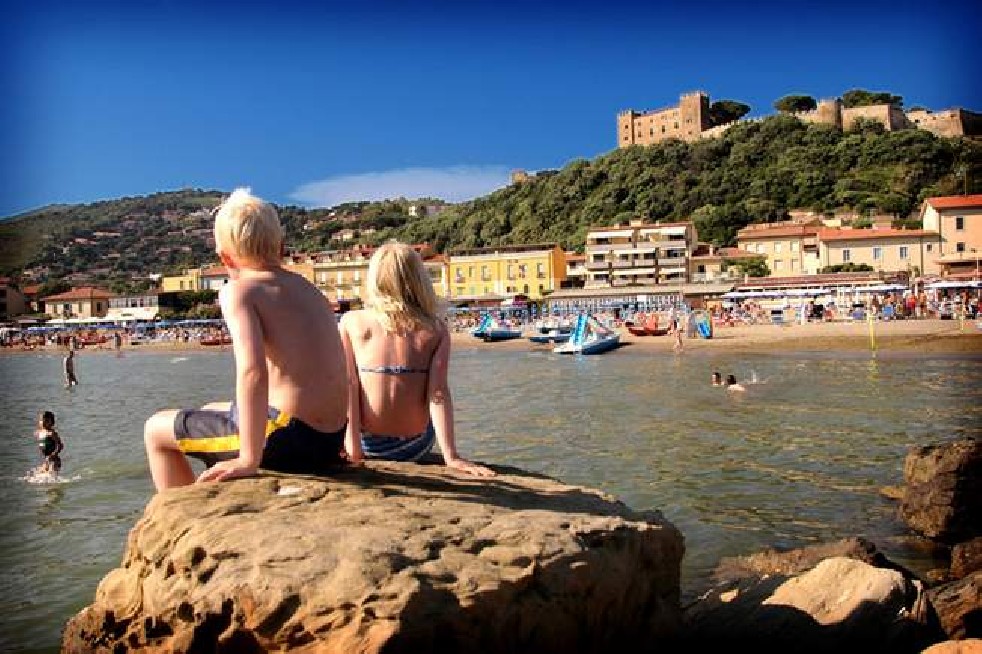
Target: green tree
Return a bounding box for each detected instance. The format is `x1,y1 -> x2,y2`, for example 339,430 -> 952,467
774,95 -> 817,113
708,100 -> 751,126
725,257 -> 770,277
841,89 -> 903,108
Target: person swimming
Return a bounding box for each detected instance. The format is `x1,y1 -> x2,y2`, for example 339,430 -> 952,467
725,374 -> 746,392
712,371 -> 723,386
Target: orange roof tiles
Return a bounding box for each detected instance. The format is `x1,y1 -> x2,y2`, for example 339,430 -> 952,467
817,228 -> 938,242
737,224 -> 818,239
41,286 -> 115,301
925,194 -> 982,210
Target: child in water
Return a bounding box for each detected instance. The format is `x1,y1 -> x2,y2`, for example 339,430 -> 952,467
35,411 -> 64,474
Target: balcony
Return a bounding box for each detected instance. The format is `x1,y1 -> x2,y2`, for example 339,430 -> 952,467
584,260 -> 610,271
658,258 -> 687,267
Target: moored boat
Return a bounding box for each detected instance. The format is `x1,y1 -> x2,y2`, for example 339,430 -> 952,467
471,314 -> 523,342
554,314 -> 620,355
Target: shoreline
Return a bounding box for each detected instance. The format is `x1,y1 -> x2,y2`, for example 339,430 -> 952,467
2,319 -> 980,357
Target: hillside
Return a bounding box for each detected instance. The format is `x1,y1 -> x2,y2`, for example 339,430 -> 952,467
3,114 -> 980,290
386,115 -> 981,252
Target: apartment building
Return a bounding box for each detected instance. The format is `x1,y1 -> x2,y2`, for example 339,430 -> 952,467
563,252 -> 587,288
816,228 -> 941,275
735,222 -> 821,276
584,220 -> 696,288
919,194 -> 982,277
447,243 -> 566,301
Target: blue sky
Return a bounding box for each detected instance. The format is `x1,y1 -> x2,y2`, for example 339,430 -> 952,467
2,0 -> 980,217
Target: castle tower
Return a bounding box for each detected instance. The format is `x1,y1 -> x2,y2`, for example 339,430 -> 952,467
679,92 -> 711,134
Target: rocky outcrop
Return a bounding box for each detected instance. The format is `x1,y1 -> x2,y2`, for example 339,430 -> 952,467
928,572 -> 982,640
901,438 -> 982,544
62,462 -> 684,653
952,538 -> 982,580
679,540 -> 944,652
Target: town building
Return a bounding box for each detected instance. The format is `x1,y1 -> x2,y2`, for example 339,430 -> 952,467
688,245 -> 760,283
918,194 -> 982,277
584,220 -> 697,287
161,269 -> 202,292
310,244 -> 440,304
736,222 -> 821,276
41,286 -> 114,319
816,228 -> 941,276
199,266 -> 229,290
0,279 -> 26,319
447,243 -> 566,303
563,252 -> 587,289
106,291 -> 162,322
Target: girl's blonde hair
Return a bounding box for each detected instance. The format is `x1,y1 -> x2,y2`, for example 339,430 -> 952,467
366,241 -> 439,333
213,187 -> 283,263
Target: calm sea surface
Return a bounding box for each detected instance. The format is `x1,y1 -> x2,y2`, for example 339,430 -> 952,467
1,345 -> 980,652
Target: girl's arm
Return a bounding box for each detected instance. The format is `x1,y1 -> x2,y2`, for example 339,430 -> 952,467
339,315 -> 363,464
427,324 -> 494,477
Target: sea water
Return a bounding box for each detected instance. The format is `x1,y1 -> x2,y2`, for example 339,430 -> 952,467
0,346 -> 979,652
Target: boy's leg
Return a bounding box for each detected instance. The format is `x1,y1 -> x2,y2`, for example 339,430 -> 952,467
144,409 -> 195,490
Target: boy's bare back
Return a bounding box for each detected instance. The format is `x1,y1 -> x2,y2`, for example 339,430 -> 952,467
222,267 -> 347,433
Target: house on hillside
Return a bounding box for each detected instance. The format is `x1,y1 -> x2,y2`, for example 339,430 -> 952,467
0,279 -> 26,319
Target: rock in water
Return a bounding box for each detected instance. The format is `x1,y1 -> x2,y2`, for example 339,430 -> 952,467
62,462 -> 684,653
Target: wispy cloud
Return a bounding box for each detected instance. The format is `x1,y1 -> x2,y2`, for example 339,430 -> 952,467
288,165 -> 511,207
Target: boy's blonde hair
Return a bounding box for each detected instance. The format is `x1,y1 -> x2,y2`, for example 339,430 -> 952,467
213,188 -> 283,263
366,241 -> 439,333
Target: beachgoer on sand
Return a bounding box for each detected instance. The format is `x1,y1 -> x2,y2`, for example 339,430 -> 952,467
143,188 -> 350,491
339,241 -> 495,477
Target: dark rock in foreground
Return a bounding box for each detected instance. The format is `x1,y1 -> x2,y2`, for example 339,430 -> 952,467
901,438 -> 982,544
62,463 -> 684,653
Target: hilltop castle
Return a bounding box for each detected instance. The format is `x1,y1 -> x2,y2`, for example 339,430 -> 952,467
617,91 -> 982,147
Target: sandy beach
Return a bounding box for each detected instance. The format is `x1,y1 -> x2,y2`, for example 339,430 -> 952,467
455,318 -> 982,355
3,318 -> 980,356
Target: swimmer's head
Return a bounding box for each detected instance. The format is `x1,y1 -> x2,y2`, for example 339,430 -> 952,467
712,371 -> 722,385
38,411 -> 55,429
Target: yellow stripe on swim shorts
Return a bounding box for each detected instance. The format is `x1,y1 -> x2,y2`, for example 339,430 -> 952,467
178,410 -> 293,455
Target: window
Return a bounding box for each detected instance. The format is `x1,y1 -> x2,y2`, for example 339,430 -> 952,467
519,264 -> 528,278
955,216 -> 964,230
481,265 -> 490,281
507,264 -> 514,280
537,263 -> 545,278
842,249 -> 851,262
755,243 -> 764,254
956,242 -> 966,253
791,241 -> 800,252
926,243 -> 933,252
539,285 -> 544,293
456,287 -> 464,296
774,259 -> 783,271
899,246 -> 909,260
774,243 -> 782,253
790,260 -> 796,271
872,247 -> 883,260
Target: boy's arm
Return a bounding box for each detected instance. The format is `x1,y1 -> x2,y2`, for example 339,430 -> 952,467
54,432 -> 64,455
428,324 -> 494,477
339,316 -> 363,464
198,283 -> 267,483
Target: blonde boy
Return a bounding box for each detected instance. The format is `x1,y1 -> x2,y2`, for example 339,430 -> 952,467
143,188 -> 349,490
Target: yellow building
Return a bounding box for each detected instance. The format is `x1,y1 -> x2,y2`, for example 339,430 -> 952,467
736,222 -> 821,276
311,244 -> 439,303
161,268 -> 202,292
447,243 -> 566,302
919,194 -> 982,277
816,228 -> 941,276
424,254 -> 449,299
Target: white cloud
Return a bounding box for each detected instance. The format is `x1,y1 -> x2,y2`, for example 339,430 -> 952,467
288,165 -> 511,207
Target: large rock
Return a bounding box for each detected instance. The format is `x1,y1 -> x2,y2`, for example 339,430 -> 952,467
680,556 -> 943,652
928,571 -> 982,639
62,463 -> 684,653
901,438 -> 982,544
952,538 -> 982,580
